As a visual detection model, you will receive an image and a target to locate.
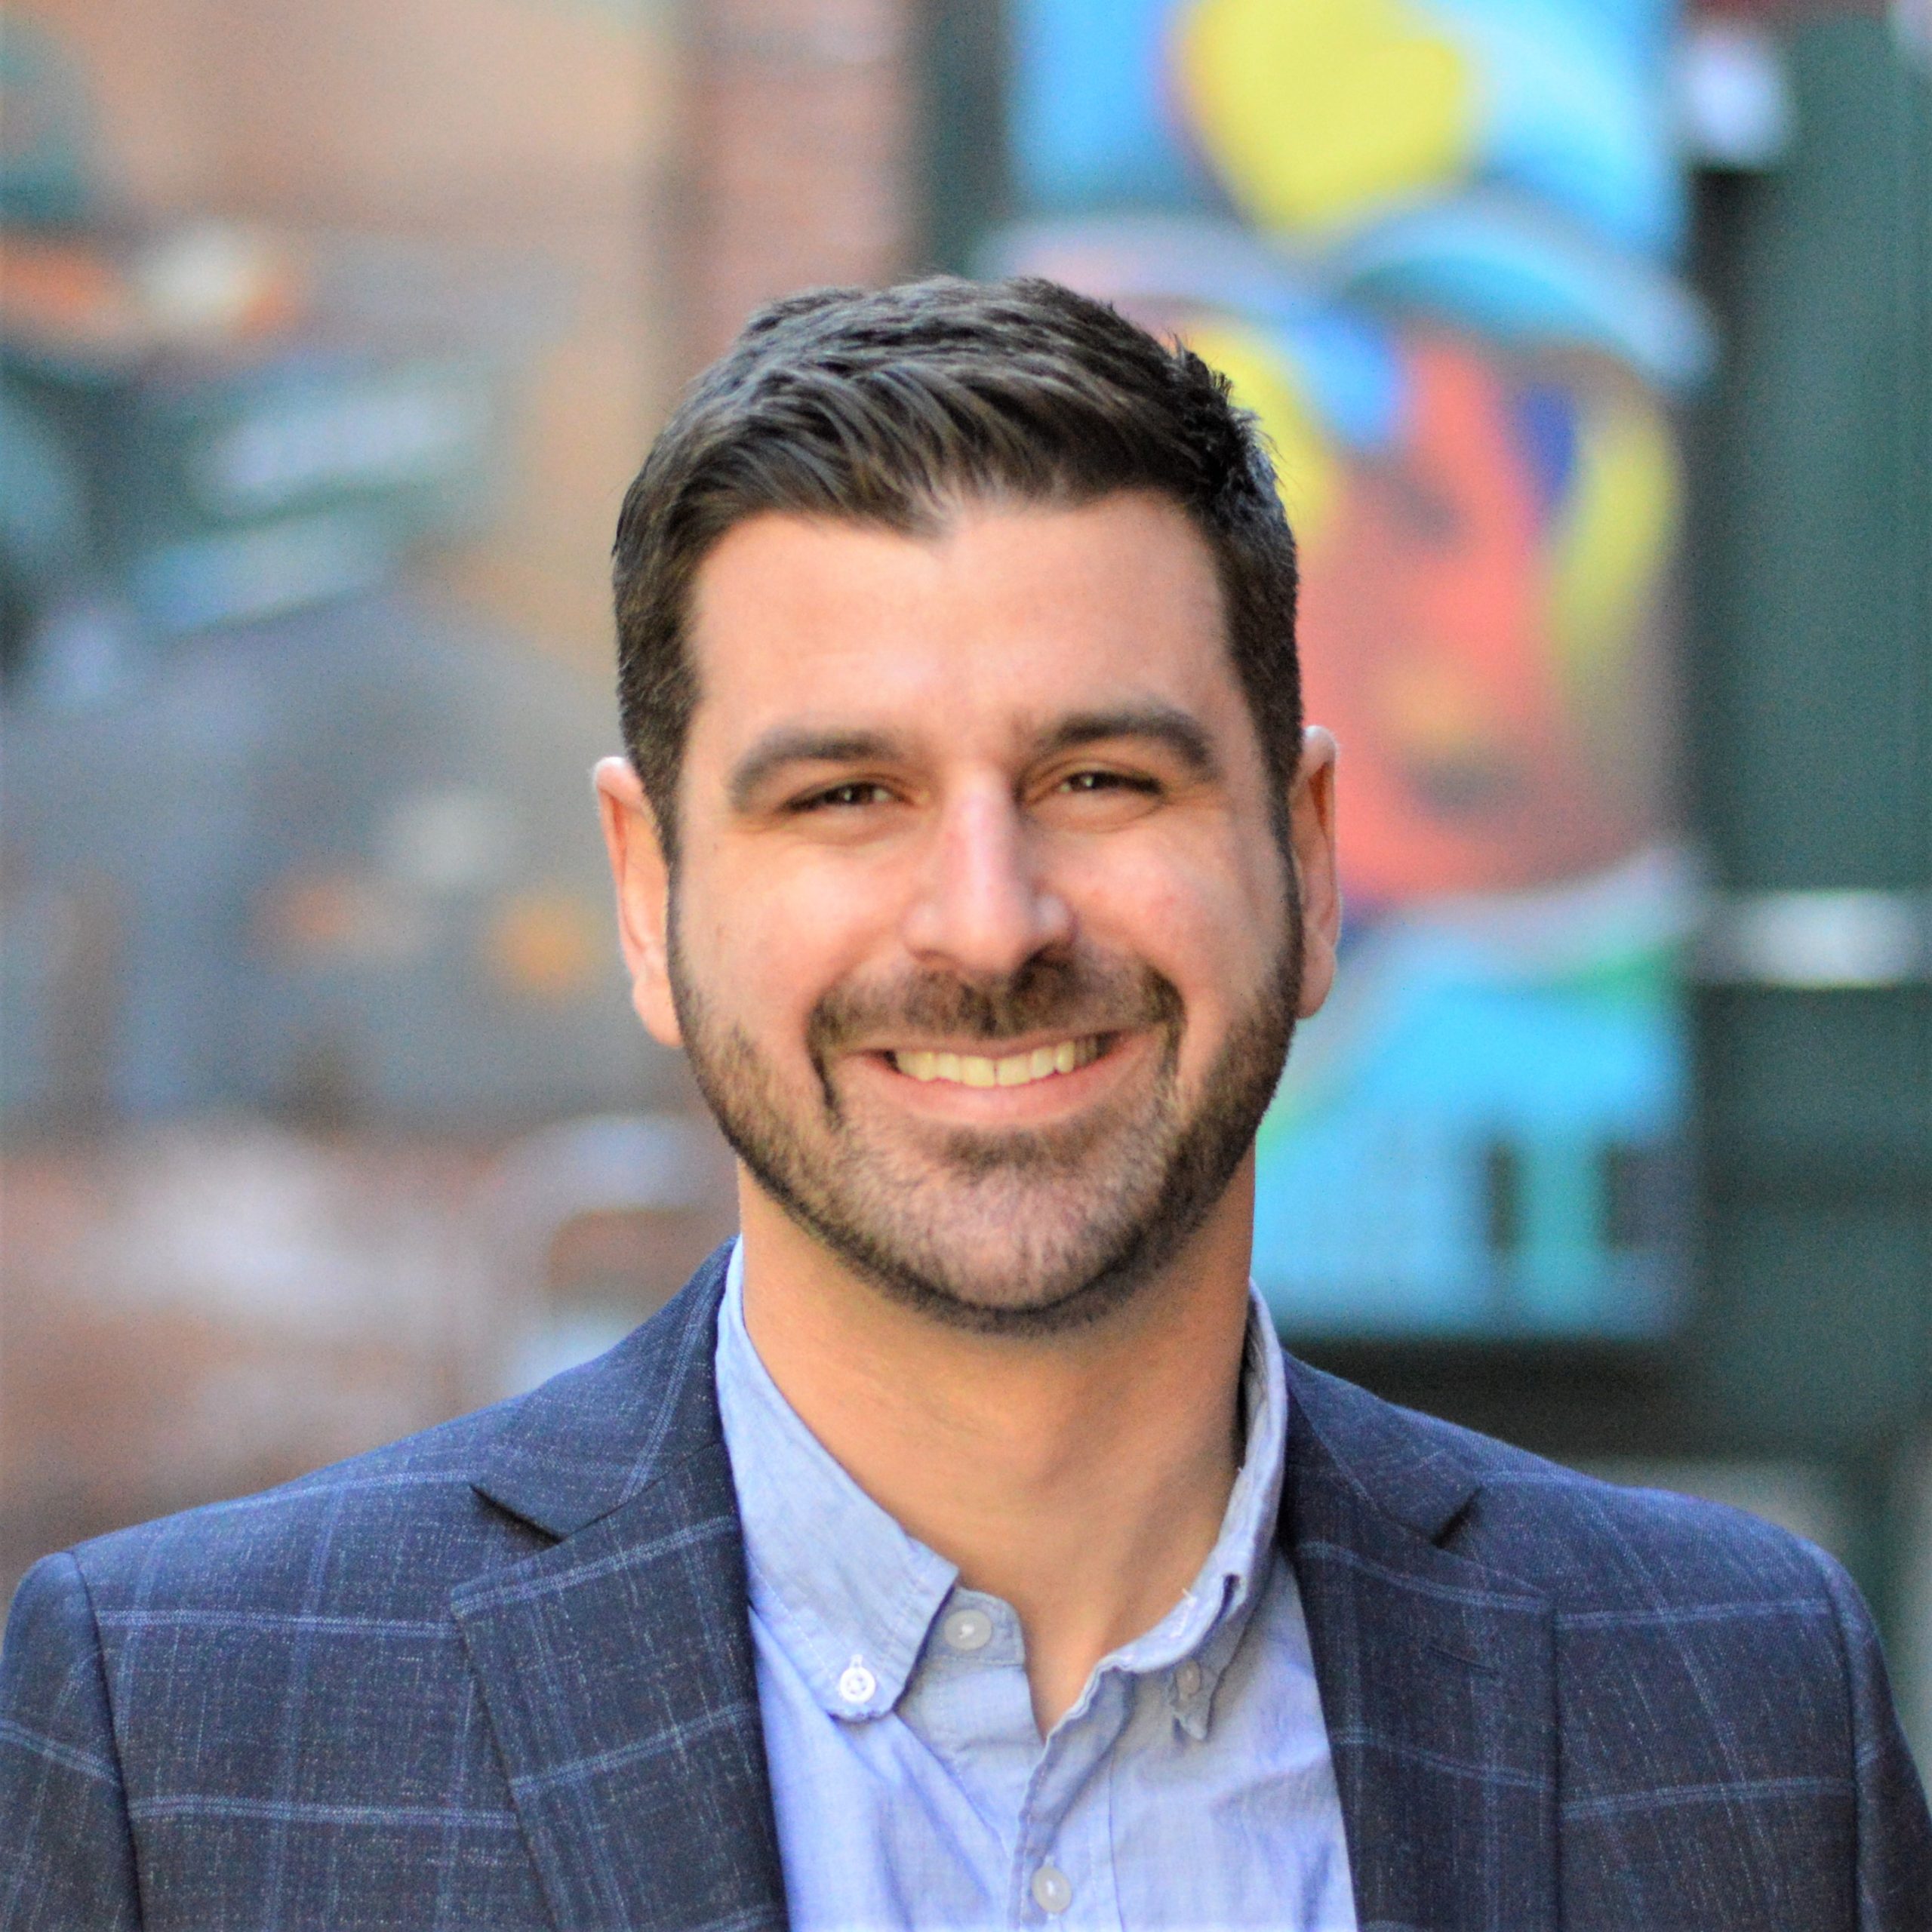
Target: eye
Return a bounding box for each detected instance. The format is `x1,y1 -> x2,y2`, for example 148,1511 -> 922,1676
795,780 -> 895,811
1056,768 -> 1159,797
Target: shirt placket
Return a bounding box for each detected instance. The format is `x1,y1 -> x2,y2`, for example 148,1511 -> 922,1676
1005,1668 -> 1131,1930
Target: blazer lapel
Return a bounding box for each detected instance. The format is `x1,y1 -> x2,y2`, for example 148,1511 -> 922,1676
454,1250 -> 787,1932
1283,1359 -> 1558,1932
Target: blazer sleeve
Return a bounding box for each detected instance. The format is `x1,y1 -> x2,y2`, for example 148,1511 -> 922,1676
0,1554 -> 143,1930
1806,1543 -> 1932,1929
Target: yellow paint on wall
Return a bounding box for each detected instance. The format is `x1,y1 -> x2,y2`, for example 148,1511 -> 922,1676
1549,390 -> 1681,698
1177,0 -> 1477,235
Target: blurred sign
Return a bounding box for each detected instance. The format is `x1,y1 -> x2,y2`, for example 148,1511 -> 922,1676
992,0 -> 1703,1337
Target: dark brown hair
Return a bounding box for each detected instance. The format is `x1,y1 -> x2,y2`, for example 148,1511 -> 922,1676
611,275 -> 1300,854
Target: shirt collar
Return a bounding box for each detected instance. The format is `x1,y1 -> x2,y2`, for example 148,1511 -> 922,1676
714,1239 -> 1290,1732
715,1242 -> 956,1718
1088,1281 -> 1288,1740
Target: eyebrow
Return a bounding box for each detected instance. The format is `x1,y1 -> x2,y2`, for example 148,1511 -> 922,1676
728,729 -> 906,811
1037,705 -> 1221,782
724,703 -> 1223,812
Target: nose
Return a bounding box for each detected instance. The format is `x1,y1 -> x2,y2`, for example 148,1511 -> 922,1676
899,780 -> 1074,980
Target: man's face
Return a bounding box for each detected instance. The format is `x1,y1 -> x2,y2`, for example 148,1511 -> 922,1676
601,491 -> 1339,1333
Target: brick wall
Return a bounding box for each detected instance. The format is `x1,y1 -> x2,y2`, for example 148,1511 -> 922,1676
685,0 -> 917,365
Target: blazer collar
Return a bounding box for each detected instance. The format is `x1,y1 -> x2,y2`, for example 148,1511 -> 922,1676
469,1244 -> 736,1539
1281,1355 -> 1559,1931
455,1247 -> 787,1932
1281,1353 -> 1488,1541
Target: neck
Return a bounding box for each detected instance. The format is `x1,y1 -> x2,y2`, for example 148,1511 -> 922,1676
736,1164 -> 1257,1734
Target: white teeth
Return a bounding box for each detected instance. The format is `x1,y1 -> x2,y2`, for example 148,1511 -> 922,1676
891,1037 -> 1102,1088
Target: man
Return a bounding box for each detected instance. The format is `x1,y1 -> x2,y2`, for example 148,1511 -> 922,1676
1,278 -> 1925,1930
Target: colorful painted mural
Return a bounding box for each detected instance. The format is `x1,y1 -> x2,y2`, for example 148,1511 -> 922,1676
991,0 -> 1700,1335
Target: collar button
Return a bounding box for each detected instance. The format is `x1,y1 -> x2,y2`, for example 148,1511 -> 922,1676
943,1607 -> 994,1653
837,1660 -> 878,1706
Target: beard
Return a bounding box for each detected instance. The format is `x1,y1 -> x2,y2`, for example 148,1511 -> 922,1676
669,906 -> 1302,1337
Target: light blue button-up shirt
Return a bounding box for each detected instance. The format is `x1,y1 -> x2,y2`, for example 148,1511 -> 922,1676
715,1244 -> 1359,1930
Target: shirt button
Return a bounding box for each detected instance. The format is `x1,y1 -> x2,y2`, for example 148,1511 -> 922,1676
1030,1864 -> 1073,1915
837,1660 -> 877,1706
1175,1659 -> 1204,1698
943,1607 -> 993,1653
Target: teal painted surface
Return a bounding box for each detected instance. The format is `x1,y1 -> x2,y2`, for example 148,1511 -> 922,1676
1691,22 -> 1930,896
1253,903 -> 1686,1335
1689,20 -> 1932,1451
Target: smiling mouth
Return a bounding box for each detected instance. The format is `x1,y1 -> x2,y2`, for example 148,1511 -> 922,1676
888,1035 -> 1108,1089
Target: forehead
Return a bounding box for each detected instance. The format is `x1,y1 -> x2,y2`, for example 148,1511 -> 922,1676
682,493 -> 1240,752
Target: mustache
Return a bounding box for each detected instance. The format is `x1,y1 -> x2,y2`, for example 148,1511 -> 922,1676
806,952 -> 1183,1060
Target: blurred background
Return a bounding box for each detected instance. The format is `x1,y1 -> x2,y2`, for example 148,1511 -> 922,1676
2,0 -> 1927,1755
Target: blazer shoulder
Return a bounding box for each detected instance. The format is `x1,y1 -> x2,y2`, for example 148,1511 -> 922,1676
1287,1355 -> 1835,1617
1466,1441 -> 1834,1617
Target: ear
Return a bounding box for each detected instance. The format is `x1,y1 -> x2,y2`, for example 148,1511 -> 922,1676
593,755 -> 683,1048
1287,726 -> 1342,1019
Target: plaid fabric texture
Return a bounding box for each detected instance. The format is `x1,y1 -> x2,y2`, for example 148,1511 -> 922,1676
2,1244 -> 1927,1930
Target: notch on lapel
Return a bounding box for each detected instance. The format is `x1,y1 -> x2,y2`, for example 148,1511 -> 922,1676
1283,1359 -> 1557,1932
454,1249 -> 788,1932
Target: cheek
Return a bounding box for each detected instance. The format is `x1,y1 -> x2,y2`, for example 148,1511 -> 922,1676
682,850 -> 898,1031
1063,827 -> 1287,1010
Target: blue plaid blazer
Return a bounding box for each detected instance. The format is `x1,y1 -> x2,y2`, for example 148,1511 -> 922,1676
4,1245 -> 1927,1930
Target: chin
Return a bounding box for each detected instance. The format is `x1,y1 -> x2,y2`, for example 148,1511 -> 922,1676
799,1179 -> 1204,1340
